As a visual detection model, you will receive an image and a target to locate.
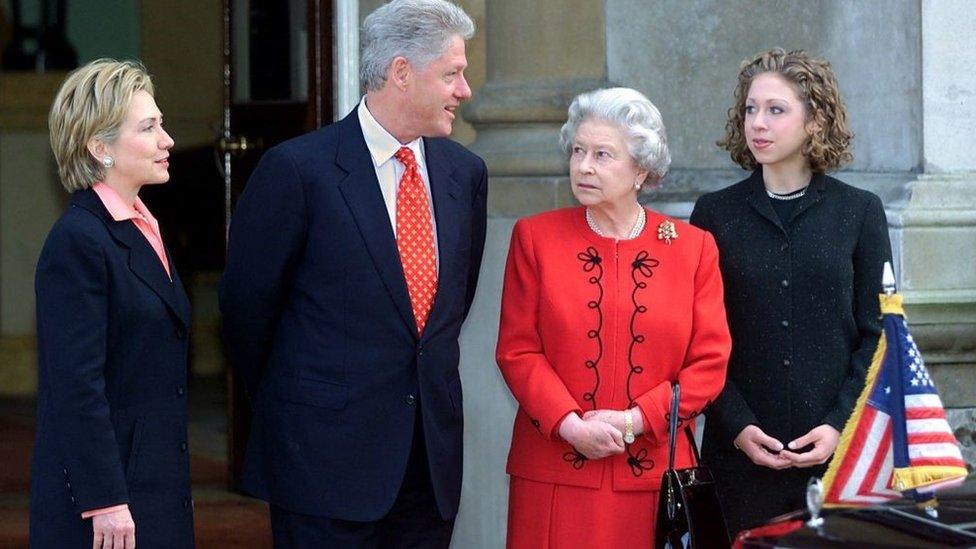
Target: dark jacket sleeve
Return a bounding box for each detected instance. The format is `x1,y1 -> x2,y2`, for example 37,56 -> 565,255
219,146 -> 308,398
689,196 -> 759,444
35,222 -> 129,513
822,193 -> 892,430
462,159 -> 489,319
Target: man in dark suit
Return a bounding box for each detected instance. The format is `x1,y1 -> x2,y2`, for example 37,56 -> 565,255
219,1 -> 486,546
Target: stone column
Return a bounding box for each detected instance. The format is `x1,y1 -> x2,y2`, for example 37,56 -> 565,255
452,2 -> 608,547
898,0 -> 976,464
463,0 -> 610,215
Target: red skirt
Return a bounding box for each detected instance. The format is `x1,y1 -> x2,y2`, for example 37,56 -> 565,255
507,459 -> 659,549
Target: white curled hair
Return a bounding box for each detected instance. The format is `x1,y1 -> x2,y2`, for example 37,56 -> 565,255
360,0 -> 475,91
559,87 -> 671,188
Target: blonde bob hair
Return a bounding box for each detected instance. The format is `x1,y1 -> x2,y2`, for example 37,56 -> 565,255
719,48 -> 853,173
49,58 -> 155,192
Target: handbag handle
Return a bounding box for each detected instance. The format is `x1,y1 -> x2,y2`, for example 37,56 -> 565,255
666,382 -> 702,472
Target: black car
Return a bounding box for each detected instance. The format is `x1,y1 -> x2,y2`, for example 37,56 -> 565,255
735,477 -> 976,548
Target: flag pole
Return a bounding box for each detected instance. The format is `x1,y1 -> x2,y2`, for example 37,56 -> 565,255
882,261 -> 896,297
883,261 -> 940,520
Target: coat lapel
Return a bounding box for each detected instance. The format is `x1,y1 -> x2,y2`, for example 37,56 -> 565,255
334,113 -> 417,335
745,169 -> 785,232
747,168 -> 826,233
72,189 -> 190,328
421,138 -> 463,341
787,172 -> 826,224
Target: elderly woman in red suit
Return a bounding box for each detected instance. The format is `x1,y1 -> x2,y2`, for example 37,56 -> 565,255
496,87 -> 731,548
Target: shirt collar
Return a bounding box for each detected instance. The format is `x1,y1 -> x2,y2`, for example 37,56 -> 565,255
91,182 -> 158,226
357,96 -> 424,168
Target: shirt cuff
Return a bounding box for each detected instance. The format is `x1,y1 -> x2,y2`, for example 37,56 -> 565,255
81,503 -> 129,519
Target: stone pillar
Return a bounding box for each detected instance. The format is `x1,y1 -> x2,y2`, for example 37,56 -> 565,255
0,73 -> 66,396
463,0 -> 609,215
899,0 -> 976,464
452,2 -> 608,547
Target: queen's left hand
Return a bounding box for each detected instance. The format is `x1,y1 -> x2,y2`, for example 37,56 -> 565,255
582,408 -> 644,437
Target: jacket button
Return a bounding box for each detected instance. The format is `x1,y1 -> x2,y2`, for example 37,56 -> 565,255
781,279 -> 789,288
781,320 -> 790,328
180,441 -> 188,453
780,243 -> 789,252
783,358 -> 792,366
176,385 -> 185,396
405,394 -> 416,406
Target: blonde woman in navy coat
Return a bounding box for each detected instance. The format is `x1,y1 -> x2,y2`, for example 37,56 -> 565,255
30,59 -> 193,548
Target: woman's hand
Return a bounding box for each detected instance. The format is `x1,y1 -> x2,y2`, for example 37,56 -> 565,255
92,507 -> 135,548
780,424 -> 840,467
582,407 -> 645,436
558,413 -> 625,459
734,425 -> 792,470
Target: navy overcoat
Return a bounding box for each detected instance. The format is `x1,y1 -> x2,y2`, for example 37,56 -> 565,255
219,110 -> 488,521
30,189 -> 194,547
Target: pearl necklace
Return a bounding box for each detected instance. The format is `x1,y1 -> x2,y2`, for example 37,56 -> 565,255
585,206 -> 646,240
766,186 -> 809,201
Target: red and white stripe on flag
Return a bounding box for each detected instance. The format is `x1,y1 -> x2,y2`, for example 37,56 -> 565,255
822,294 -> 968,508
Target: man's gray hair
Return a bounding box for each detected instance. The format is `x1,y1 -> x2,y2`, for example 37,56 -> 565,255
559,87 -> 672,188
361,0 -> 475,91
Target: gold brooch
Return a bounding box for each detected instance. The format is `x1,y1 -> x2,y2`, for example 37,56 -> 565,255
657,220 -> 678,245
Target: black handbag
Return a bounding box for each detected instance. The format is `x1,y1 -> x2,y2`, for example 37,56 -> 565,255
655,383 -> 730,548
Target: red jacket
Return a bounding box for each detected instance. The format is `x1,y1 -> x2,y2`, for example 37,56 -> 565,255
496,207 -> 731,490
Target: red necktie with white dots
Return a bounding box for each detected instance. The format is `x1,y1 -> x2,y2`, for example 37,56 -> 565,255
394,146 -> 438,335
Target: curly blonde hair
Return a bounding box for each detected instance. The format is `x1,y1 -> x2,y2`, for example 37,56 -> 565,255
718,48 -> 853,172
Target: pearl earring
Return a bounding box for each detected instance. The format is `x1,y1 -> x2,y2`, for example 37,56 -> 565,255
102,156 -> 115,168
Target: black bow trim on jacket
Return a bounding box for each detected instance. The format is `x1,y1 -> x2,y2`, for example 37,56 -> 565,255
563,450 -> 587,470
627,447 -> 655,477
665,401 -> 711,429
577,247 -> 604,412
625,250 -> 659,477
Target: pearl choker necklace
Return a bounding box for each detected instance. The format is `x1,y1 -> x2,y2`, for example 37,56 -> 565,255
766,186 -> 809,201
585,207 -> 646,240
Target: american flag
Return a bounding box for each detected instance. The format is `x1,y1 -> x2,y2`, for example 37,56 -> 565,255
821,293 -> 968,507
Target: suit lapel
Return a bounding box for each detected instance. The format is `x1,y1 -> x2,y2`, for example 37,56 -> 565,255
422,138 -> 463,340
72,190 -> 189,328
747,168 -> 826,234
788,172 -> 826,224
335,113 -> 417,334
745,169 -> 785,233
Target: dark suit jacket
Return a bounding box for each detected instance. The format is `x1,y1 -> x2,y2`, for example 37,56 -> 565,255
30,189 -> 194,548
689,170 -> 892,529
691,170 -> 892,461
219,110 -> 488,521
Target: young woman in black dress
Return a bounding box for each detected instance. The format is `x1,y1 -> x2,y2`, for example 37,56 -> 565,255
690,48 -> 892,536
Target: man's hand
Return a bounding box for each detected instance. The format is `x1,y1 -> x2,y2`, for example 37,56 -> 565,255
558,413 -> 625,459
734,425 -> 792,470
780,424 -> 840,468
92,507 -> 135,549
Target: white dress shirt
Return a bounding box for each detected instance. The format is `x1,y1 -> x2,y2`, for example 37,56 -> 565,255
357,97 -> 439,266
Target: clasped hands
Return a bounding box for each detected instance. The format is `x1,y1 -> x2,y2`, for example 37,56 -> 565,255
558,408 -> 643,460
734,424 -> 840,470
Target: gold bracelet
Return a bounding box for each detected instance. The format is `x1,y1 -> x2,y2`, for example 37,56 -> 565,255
623,410 -> 635,444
